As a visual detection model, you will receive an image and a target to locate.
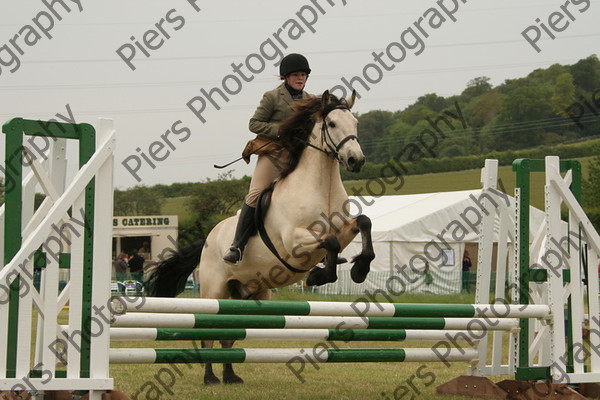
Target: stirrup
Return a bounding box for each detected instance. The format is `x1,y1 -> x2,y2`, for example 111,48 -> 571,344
223,246 -> 242,264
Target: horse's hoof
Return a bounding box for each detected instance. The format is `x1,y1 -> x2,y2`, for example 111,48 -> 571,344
350,254 -> 373,283
350,267 -> 369,283
224,374 -> 244,384
204,375 -> 221,385
306,268 -> 337,286
222,247 -> 242,264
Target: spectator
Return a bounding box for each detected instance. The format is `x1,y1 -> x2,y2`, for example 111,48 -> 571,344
138,241 -> 151,260
112,253 -> 128,294
193,268 -> 200,295
128,250 -> 145,290
462,250 -> 472,292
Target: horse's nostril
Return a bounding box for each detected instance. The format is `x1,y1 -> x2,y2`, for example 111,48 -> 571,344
348,157 -> 355,166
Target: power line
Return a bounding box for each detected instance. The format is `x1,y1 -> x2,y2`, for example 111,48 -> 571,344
0,57 -> 585,93
0,4 -> 557,28
358,115 -> 599,153
13,33 -> 599,65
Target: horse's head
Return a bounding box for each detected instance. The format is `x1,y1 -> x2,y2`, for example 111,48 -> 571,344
277,91 -> 365,177
320,90 -> 365,172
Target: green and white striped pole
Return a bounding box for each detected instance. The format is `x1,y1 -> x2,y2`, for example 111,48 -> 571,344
111,313 -> 518,331
109,347 -> 479,364
114,297 -> 549,319
108,327 -> 478,342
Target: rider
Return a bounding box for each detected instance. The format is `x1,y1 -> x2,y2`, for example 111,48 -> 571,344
222,53 -> 313,264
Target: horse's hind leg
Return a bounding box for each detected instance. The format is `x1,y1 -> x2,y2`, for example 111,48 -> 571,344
202,340 -> 221,385
220,339 -> 244,384
306,235 -> 340,286
220,289 -> 271,384
220,282 -> 246,384
349,215 -> 374,283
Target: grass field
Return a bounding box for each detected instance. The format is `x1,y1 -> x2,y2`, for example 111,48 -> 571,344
162,157 -> 594,223
160,196 -> 193,224
107,290 -> 514,400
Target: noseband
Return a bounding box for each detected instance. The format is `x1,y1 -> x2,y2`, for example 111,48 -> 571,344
304,105 -> 358,161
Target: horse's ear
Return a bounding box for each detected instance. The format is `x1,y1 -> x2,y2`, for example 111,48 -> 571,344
346,90 -> 357,109
321,90 -> 331,105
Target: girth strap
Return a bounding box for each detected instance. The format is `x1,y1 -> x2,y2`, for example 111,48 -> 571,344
255,184 -> 307,274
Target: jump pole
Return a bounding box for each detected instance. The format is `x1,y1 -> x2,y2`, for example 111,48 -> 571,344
114,296 -> 549,318
108,327 -> 482,342
111,313 -> 520,331
109,348 -> 480,365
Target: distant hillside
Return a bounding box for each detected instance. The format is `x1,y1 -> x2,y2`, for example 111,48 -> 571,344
354,55 -> 600,167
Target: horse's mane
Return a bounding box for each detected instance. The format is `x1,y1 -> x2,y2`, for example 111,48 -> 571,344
277,94 -> 348,178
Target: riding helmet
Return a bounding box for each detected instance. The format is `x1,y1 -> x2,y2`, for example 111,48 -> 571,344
280,53 -> 311,76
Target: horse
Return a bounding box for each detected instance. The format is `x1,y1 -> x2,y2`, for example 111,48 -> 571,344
145,90 -> 375,385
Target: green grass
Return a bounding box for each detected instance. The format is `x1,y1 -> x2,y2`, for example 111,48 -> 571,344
161,196 -> 193,224
108,291 -> 512,399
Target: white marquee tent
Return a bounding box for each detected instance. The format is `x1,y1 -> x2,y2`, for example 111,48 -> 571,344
316,190 -> 547,295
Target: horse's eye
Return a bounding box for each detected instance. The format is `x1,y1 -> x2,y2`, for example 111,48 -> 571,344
328,121 -> 336,128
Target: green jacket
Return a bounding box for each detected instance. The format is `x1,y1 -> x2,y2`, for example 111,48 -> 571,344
249,83 -> 312,138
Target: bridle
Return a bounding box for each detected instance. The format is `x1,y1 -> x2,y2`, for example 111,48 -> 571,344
304,105 -> 359,161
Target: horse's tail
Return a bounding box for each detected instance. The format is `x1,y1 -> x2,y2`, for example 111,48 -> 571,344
144,240 -> 204,297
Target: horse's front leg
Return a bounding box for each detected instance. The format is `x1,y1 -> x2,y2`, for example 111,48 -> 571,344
334,214 -> 374,284
349,215 -> 375,283
306,235 -> 340,286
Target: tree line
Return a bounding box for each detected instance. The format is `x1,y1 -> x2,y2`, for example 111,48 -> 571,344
355,55 -> 600,166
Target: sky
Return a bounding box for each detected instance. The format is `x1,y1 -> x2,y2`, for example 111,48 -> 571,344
0,0 -> 598,189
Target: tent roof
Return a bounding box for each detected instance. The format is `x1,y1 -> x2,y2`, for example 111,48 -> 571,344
349,190 -> 546,243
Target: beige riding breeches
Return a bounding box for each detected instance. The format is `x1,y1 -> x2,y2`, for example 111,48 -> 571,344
245,148 -> 290,207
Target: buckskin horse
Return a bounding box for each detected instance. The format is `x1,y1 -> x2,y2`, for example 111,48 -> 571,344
145,90 -> 375,384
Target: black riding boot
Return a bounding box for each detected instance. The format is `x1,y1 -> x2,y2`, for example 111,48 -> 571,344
223,203 -> 256,264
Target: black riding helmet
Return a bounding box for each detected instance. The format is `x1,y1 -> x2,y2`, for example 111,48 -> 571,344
280,53 -> 311,76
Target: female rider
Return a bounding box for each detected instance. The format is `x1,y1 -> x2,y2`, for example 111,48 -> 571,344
222,53 -> 313,264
